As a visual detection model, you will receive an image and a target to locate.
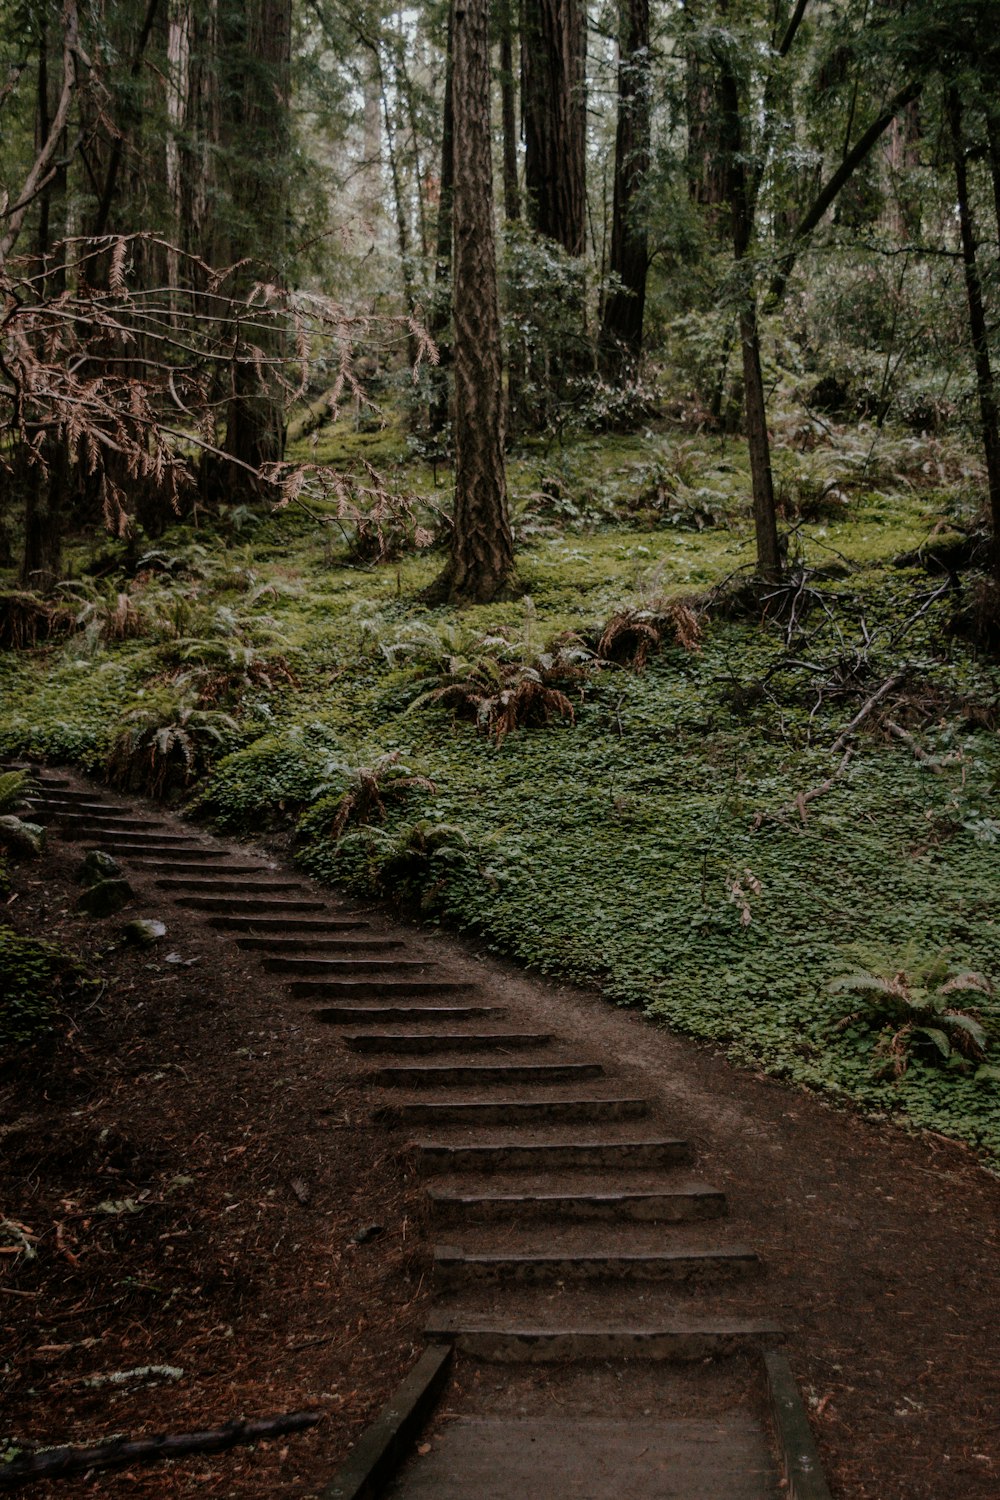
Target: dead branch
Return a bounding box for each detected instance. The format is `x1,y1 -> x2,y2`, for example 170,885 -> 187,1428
884,719 -> 950,772
753,747 -> 854,829
0,1411 -> 321,1489
830,674 -> 902,753
0,2 -> 81,264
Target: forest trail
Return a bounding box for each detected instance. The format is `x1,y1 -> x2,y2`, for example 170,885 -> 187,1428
9,764 -> 1000,1500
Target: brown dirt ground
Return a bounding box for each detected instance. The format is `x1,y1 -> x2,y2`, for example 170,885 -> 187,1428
2,772 -> 1000,1499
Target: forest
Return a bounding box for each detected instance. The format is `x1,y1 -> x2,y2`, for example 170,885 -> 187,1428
2,0 -> 1000,1167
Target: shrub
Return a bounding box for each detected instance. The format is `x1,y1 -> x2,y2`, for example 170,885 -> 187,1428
106,691 -> 239,798
831,963 -> 993,1080
0,926 -> 93,1049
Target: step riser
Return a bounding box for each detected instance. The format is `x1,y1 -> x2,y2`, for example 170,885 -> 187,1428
266,957 -> 435,974
346,1034 -> 552,1056
157,880 -> 305,895
207,917 -> 365,932
376,1100 -> 649,1126
433,1253 -> 760,1288
239,939 -> 400,953
33,813 -> 165,830
372,1065 -> 603,1089
178,898 -> 326,913
291,981 -> 475,999
423,1326 -> 781,1363
428,1194 -> 726,1225
28,803 -> 137,819
414,1142 -> 691,1172
132,862 -> 267,875
105,847 -> 220,860
316,1007 -> 506,1026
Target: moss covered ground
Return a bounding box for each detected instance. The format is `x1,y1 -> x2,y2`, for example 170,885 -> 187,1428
3,415 -> 999,1159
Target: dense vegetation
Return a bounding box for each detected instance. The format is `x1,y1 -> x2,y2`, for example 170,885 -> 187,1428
3,402 -> 1000,1157
2,0 -> 1000,1158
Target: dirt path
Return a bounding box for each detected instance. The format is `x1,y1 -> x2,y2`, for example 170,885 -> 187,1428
2,766 -> 999,1498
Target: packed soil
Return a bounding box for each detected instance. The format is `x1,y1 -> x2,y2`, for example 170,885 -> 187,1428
2,770 -> 1000,1499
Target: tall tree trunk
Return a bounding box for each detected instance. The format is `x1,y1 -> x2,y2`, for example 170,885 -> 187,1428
445,0 -> 514,602
986,106 -> 1000,261
717,40 -> 781,581
521,0 -> 585,255
376,49 -> 421,371
217,0 -> 292,487
428,15 -> 455,437
599,0 -> 650,377
948,88 -> 1000,586
499,0 -> 520,222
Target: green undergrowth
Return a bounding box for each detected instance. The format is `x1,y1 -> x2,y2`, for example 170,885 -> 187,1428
0,927 -> 94,1051
3,421 -> 1000,1159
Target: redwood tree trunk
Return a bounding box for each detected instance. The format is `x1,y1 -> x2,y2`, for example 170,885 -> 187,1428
521,0 -> 586,255
218,0 -> 292,486
948,88 -> 1000,585
446,0 -> 514,603
599,0 -> 650,376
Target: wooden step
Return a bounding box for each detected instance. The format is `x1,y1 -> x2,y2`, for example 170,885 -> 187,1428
422,1319 -> 782,1363
376,1098 -> 649,1127
433,1245 -> 760,1287
265,955 -> 435,974
290,979 -> 476,999
426,1183 -> 726,1223
131,860 -> 267,875
411,1139 -> 692,1173
156,876 -> 304,894
315,1005 -> 506,1026
106,844 -> 221,859
176,895 -> 327,912
239,936 -> 402,952
344,1031 -> 552,1055
206,915 -> 368,932
371,1062 -> 603,1088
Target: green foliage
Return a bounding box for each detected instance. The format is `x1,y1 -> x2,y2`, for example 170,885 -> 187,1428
106,691 -> 241,799
0,770 -> 35,815
308,750 -> 437,839
831,960 -> 995,1079
0,926 -> 92,1050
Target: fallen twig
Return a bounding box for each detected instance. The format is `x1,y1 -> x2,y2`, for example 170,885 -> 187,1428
754,748 -> 854,828
830,673 -> 902,753
0,1411 -> 321,1489
884,719 -> 943,772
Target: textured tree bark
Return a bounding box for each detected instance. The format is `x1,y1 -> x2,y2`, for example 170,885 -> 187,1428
499,0 -> 520,223
521,0 -> 586,255
428,15 -> 455,437
717,38 -> 781,582
217,0 -> 292,486
948,88 -> 1000,585
599,0 -> 650,376
445,0 -> 515,603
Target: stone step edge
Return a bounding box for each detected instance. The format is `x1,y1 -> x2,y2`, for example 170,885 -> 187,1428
421,1322 -> 784,1363
432,1246 -> 762,1281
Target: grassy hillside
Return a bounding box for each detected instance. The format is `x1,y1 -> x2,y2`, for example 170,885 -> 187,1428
3,415 -> 1000,1160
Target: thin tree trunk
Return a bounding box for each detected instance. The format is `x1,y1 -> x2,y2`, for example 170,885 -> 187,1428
445,0 -> 514,602
948,88 -> 1000,585
377,53 -> 421,370
428,16 -> 455,436
717,38 -> 781,581
986,106 -> 1000,261
599,0 -> 650,376
499,0 -> 520,222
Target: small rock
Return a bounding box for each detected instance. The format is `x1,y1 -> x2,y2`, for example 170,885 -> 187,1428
78,877 -> 133,917
349,1224 -> 384,1245
0,816 -> 45,857
122,918 -> 167,946
77,850 -> 124,887
290,1178 -> 311,1206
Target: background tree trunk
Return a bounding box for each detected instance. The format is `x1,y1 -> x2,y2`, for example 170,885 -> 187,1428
521,0 -> 586,255
948,88 -> 1000,585
428,16 -> 455,438
446,0 -> 514,603
599,0 -> 650,376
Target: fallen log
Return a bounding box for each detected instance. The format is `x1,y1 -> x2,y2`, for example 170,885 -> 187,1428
0,1411 -> 321,1490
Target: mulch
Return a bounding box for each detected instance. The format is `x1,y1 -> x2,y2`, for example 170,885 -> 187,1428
1,825 -> 428,1498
